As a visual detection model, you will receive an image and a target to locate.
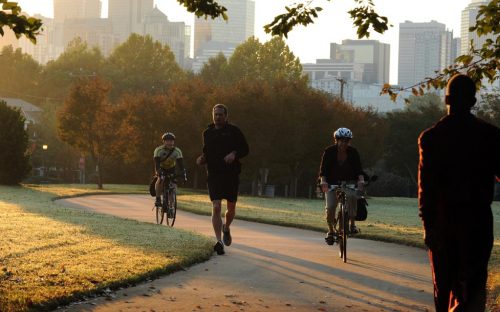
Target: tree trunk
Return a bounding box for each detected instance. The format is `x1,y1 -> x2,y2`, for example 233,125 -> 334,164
91,153 -> 103,190
96,161 -> 103,189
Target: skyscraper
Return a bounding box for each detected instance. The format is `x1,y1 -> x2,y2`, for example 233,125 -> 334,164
108,0 -> 154,42
53,0 -> 101,20
143,7 -> 189,66
398,20 -> 453,87
460,0 -> 493,55
194,0 -> 255,57
330,40 -> 390,84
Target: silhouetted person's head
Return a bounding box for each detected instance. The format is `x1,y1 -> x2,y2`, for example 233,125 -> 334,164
445,74 -> 476,114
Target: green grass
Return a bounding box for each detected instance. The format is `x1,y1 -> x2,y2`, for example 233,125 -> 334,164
177,190 -> 500,310
0,184 -> 213,312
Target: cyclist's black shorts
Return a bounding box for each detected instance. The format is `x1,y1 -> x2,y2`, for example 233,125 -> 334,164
159,168 -> 176,182
207,173 -> 239,202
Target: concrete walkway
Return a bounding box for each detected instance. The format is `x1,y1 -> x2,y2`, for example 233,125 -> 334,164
57,194 -> 434,312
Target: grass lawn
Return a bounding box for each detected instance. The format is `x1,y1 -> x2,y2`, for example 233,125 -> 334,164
177,189 -> 500,310
0,184 -> 498,310
0,184 -> 213,312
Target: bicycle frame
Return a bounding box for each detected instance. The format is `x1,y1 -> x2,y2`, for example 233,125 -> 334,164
155,172 -> 178,227
329,182 -> 356,263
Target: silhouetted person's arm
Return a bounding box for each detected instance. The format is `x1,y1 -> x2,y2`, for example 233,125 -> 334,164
418,132 -> 442,250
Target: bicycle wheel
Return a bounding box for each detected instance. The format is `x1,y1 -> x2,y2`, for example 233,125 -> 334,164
342,209 -> 349,263
166,188 -> 177,227
156,205 -> 164,224
338,203 -> 345,260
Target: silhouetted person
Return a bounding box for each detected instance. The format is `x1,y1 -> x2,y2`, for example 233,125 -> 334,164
418,74 -> 500,311
197,104 -> 249,255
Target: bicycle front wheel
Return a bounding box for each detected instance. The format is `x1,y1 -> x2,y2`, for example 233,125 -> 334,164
156,205 -> 164,224
342,209 -> 349,263
166,188 -> 177,227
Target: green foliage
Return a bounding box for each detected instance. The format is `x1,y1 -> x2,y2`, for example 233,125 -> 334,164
41,38 -> 105,100
176,0 -> 228,20
263,0 -> 390,38
475,91 -> 500,127
264,3 -> 324,38
201,37 -> 305,85
199,52 -> 229,85
0,0 -> 42,43
105,34 -> 185,99
384,94 -> 446,190
181,0 -> 390,39
0,101 -> 30,184
0,45 -> 41,98
348,0 -> 390,38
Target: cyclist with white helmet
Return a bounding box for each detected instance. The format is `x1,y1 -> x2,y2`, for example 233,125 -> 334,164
153,132 -> 187,207
318,127 -> 365,245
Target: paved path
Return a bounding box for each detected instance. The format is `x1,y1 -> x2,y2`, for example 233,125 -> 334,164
57,194 -> 434,312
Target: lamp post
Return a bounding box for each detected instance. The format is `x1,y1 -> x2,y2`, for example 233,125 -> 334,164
42,144 -> 48,176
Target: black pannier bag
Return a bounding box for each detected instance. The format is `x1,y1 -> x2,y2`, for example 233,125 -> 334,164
149,175 -> 158,197
356,197 -> 368,221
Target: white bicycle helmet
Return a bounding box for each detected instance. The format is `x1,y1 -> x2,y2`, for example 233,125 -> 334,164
162,132 -> 176,140
334,127 -> 353,139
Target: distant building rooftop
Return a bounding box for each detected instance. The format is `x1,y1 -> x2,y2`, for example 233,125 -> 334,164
1,97 -> 42,125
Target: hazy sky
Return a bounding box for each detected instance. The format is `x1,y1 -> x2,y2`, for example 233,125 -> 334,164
17,0 -> 474,84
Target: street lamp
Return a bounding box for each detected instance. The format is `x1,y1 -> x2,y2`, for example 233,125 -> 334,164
42,144 -> 48,176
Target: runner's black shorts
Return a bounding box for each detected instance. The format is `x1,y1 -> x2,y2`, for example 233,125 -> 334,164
207,173 -> 239,202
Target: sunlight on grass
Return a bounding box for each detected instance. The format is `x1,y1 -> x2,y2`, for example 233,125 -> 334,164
0,185 -> 213,311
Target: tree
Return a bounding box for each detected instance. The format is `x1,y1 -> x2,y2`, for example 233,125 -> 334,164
41,38 -> 105,101
201,37 -> 305,85
326,100 -> 388,170
105,34 -> 185,99
383,94 -> 446,193
58,77 -> 118,189
475,91 -> 500,127
228,37 -> 304,83
0,45 -> 41,98
0,1 -> 42,43
198,52 -> 230,85
180,0 -> 497,103
0,100 -> 30,184
177,0 -> 389,39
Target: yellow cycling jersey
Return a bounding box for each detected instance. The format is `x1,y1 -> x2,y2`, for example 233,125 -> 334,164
153,146 -> 183,170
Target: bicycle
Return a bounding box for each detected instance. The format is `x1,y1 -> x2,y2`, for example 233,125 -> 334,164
329,182 -> 357,263
154,172 -> 179,227
328,175 -> 377,263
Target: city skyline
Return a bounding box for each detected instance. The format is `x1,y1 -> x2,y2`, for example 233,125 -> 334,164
17,0 -> 474,84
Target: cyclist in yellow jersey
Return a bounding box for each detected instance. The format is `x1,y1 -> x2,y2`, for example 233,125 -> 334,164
153,132 -> 187,207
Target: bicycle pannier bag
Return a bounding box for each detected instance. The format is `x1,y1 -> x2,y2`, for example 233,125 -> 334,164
356,197 -> 368,221
149,176 -> 158,197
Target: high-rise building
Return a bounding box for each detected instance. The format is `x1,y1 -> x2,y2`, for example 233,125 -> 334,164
194,0 -> 255,57
18,15 -> 64,64
451,37 -> 461,62
460,0 -> 494,55
330,39 -> 390,84
143,7 -> 189,67
62,18 -> 117,56
53,0 -> 101,20
108,0 -> 154,42
398,20 -> 453,87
